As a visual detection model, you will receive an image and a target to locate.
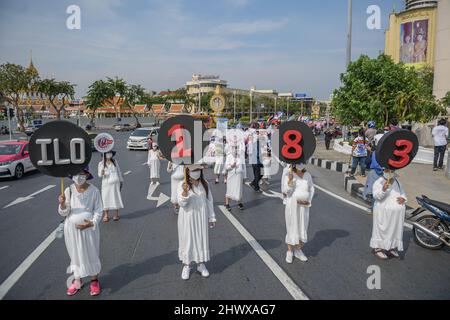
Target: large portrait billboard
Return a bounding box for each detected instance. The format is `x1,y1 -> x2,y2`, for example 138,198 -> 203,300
400,19 -> 428,64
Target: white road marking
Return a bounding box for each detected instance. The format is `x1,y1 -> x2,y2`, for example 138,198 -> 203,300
3,185 -> 56,209
146,182 -> 169,207
0,227 -> 57,300
123,171 -> 132,176
218,205 -> 308,300
142,162 -> 148,166
0,186 -> 9,191
313,184 -> 371,213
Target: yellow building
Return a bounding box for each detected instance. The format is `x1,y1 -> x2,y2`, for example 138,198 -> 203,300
384,3 -> 437,68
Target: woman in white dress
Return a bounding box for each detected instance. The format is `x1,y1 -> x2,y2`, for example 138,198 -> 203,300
58,167 -> 103,296
283,164 -> 315,263
167,161 -> 184,214
214,138 -> 227,184
224,144 -> 245,211
178,165 -> 216,280
261,145 -> 272,185
370,169 -> 407,259
147,143 -> 164,185
98,151 -> 124,222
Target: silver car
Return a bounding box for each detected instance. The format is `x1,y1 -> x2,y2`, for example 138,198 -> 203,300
127,127 -> 159,150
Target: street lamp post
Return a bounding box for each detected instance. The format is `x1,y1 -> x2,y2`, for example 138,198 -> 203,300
7,102 -> 12,141
233,90 -> 236,123
198,84 -> 201,113
287,97 -> 290,120
346,0 -> 353,68
249,89 -> 253,123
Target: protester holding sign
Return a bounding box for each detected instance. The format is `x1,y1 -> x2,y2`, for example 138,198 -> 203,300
283,164 -> 315,263
98,151 -> 124,222
177,165 -> 216,280
147,143 -> 164,184
370,129 -> 418,260
58,166 -> 103,296
224,142 -> 245,211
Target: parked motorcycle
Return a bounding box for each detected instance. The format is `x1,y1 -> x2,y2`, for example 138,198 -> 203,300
409,195 -> 450,250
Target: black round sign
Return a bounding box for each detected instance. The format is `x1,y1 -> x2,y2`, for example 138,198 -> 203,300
158,115 -> 208,164
278,121 -> 316,164
29,121 -> 92,177
376,129 -> 419,170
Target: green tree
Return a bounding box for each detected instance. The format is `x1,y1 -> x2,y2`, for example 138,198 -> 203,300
441,91 -> 450,109
0,63 -> 39,131
332,54 -> 444,126
85,80 -> 109,121
38,78 -> 75,120
123,84 -> 146,125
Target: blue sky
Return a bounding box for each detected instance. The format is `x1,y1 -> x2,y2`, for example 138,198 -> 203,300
0,0 -> 404,99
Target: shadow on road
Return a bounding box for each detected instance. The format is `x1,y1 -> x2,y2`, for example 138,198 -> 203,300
210,239 -> 282,274
101,250 -> 178,294
304,229 -> 350,257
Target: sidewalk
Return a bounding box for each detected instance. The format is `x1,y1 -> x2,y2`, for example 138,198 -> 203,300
312,138 -> 450,209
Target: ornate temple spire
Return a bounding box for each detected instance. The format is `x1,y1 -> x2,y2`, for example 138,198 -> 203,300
27,50 -> 39,76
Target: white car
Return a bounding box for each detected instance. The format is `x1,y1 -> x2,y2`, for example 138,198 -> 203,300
0,140 -> 36,179
127,127 -> 159,150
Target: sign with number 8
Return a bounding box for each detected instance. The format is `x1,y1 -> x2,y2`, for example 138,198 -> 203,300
376,129 -> 419,170
278,121 -> 316,164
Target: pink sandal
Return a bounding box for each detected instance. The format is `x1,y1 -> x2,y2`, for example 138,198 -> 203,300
67,279 -> 83,296
90,280 -> 101,296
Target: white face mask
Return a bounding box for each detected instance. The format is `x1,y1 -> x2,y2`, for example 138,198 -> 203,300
72,175 -> 87,185
383,172 -> 394,180
105,153 -> 113,159
189,170 -> 201,180
152,146 -> 158,150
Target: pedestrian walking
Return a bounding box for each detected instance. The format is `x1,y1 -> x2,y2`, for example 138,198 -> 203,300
58,167 -> 103,296
147,143 -> 164,185
249,130 -> 263,192
178,165 -> 216,280
324,128 -> 334,150
283,164 -> 315,263
167,161 -> 184,214
370,169 -> 407,259
98,151 -> 124,222
350,129 -> 369,177
261,144 -> 271,185
432,119 -> 449,171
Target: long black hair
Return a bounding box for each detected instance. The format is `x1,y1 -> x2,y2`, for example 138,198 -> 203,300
185,168 -> 209,198
103,152 -> 116,168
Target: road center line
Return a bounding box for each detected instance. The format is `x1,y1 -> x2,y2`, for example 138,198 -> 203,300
0,227 -> 57,300
0,186 -> 9,191
218,205 -> 309,300
123,171 -> 132,176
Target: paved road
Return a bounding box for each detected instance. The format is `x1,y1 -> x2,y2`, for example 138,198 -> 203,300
0,131 -> 449,300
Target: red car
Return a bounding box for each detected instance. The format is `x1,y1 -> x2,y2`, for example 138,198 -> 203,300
0,140 -> 36,179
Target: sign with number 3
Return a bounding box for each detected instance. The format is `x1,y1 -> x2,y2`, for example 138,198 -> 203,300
376,129 -> 419,170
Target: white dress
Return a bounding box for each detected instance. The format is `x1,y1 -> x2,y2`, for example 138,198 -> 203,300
284,172 -> 315,245
147,149 -> 161,179
58,184 -> 103,278
167,162 -> 184,204
225,153 -> 244,202
262,155 -> 272,179
214,142 -> 226,175
98,161 -> 124,210
177,181 -> 216,264
370,177 -> 407,251
280,165 -> 290,205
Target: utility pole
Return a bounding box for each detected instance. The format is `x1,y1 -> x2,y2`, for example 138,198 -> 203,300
249,89 -> 253,123
7,103 -> 12,141
233,90 -> 236,123
346,0 -> 353,68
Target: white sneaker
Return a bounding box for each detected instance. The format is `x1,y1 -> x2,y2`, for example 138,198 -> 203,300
286,251 -> 293,264
181,266 -> 191,280
294,249 -> 308,262
197,263 -> 210,278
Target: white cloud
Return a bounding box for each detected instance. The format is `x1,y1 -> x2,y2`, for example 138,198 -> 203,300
178,37 -> 244,50
211,18 -> 289,35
